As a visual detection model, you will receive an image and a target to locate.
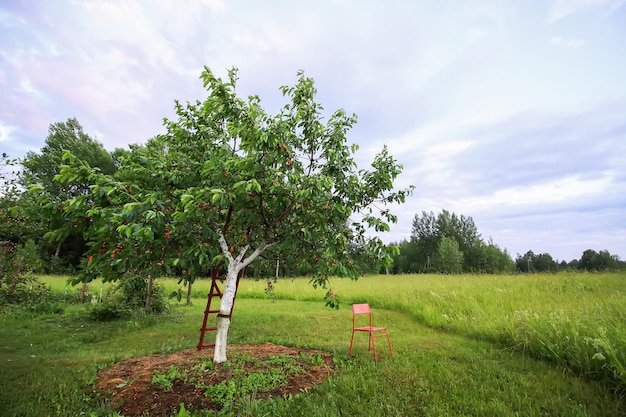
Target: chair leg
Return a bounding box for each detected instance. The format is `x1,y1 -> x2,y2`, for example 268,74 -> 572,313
386,333 -> 393,355
370,333 -> 378,360
349,331 -> 356,355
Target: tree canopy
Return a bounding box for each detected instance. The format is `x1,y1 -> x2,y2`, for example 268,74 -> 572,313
23,118 -> 117,268
22,118 -> 116,193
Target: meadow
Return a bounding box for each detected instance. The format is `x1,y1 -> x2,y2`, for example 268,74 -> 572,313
1,272 -> 625,416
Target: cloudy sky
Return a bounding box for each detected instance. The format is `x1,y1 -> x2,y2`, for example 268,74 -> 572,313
1,0 -> 625,262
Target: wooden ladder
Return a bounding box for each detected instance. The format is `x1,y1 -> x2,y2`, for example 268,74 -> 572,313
197,266 -> 242,350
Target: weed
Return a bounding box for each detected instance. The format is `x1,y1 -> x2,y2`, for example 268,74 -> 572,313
152,366 -> 187,391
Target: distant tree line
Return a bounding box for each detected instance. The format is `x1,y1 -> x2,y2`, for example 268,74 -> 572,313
514,249 -> 625,273
1,118 -> 624,278
389,210 -> 625,274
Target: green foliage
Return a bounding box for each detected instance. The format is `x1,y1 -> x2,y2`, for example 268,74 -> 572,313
88,276 -> 168,321
468,239 -> 515,273
0,240 -> 48,306
435,237 -> 464,274
39,253 -> 78,275
0,154 -> 42,244
19,118 -> 117,272
500,307 -> 626,392
578,249 -> 621,271
516,250 -> 560,272
515,249 -> 625,273
152,366 -> 187,391
171,403 -> 202,417
394,209 -> 514,274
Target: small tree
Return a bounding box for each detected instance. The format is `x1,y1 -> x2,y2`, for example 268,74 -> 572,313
468,240 -> 514,273
435,237 -> 464,274
57,67 -> 412,363
0,240 -> 45,306
0,154 -> 31,243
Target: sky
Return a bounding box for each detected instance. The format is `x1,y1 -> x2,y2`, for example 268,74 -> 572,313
1,0 -> 625,262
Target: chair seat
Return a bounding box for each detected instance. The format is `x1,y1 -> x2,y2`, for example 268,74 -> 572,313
354,325 -> 387,332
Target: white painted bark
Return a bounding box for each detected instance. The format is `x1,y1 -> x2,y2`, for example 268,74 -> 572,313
213,261 -> 239,363
211,225 -> 276,363
213,316 -> 231,363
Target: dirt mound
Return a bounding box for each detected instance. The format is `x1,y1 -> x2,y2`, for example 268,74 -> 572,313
94,343 -> 335,416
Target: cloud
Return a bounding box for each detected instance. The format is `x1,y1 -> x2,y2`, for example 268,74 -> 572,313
465,26 -> 491,42
551,36 -> 584,48
547,0 -> 626,22
378,97 -> 626,259
455,173 -> 615,215
0,121 -> 16,143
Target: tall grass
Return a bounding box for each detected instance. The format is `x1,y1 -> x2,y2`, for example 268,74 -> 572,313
230,272 -> 626,392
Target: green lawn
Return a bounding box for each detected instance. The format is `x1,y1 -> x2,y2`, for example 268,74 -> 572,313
1,272 -> 625,416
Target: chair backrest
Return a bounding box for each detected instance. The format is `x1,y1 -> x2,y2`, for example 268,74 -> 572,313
352,303 -> 371,315
352,303 -> 373,327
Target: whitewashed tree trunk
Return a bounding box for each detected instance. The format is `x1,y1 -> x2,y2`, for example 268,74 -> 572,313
213,260 -> 241,363
211,225 -> 275,363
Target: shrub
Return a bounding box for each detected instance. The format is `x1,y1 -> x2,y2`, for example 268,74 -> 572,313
0,240 -> 49,306
89,275 -> 168,321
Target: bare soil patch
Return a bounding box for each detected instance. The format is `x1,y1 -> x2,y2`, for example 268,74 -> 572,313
94,343 -> 336,416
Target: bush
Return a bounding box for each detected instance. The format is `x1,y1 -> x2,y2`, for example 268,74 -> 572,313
38,254 -> 77,275
89,275 -> 168,321
0,240 -> 49,306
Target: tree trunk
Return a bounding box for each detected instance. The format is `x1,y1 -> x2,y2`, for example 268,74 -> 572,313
80,282 -> 88,303
210,227 -> 274,363
213,263 -> 240,363
54,240 -> 62,258
186,280 -> 193,306
145,274 -> 153,312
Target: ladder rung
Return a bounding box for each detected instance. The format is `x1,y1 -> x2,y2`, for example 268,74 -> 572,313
200,326 -> 218,331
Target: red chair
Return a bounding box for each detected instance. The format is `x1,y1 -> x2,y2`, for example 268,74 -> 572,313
349,303 -> 392,360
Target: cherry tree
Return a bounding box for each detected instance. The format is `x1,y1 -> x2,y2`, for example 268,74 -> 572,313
57,67 -> 412,363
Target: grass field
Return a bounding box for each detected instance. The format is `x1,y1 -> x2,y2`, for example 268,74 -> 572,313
1,272 -> 625,416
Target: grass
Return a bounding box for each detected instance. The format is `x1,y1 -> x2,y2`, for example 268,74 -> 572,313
236,272 -> 626,392
1,272 -> 624,416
